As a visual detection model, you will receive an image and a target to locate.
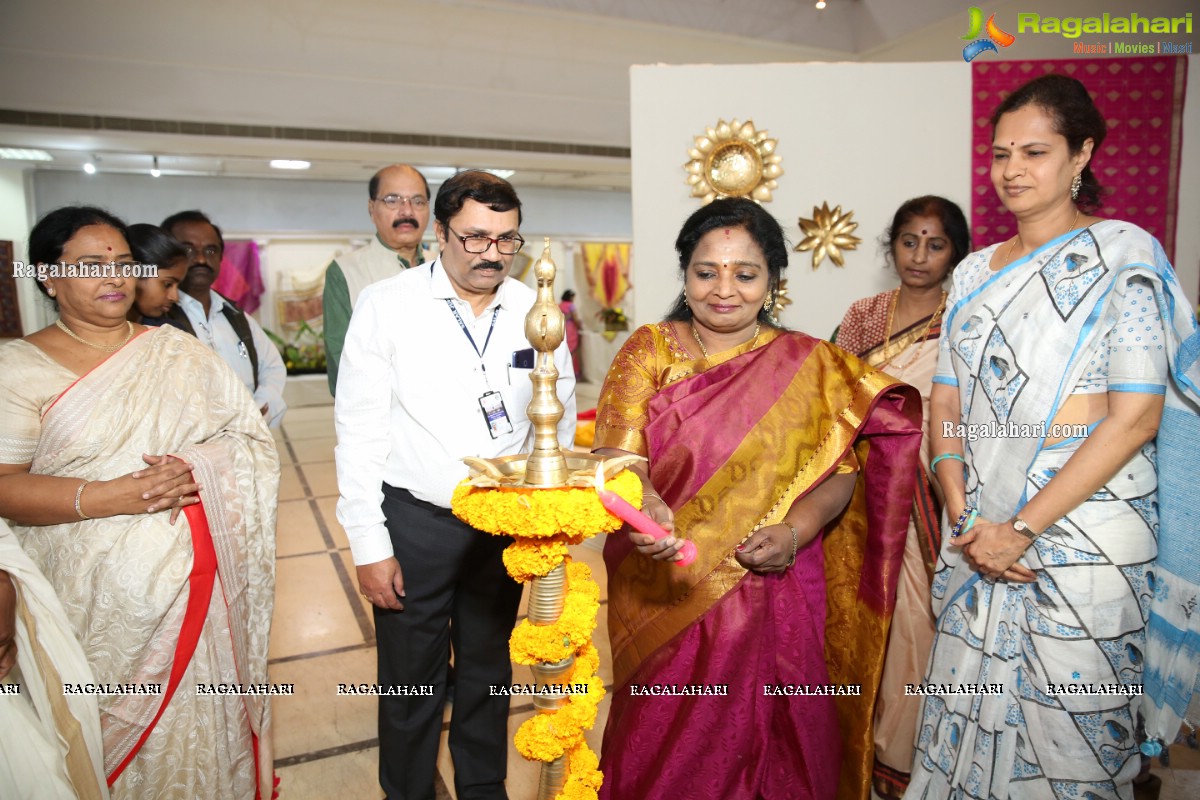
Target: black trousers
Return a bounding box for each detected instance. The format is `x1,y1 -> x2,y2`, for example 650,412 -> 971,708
376,484 -> 522,800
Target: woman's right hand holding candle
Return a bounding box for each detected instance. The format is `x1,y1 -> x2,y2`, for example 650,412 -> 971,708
630,492 -> 688,562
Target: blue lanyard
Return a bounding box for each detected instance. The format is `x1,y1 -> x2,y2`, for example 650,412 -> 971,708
446,299 -> 499,362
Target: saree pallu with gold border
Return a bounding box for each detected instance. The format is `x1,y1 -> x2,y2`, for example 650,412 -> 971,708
6,326 -> 278,799
908,221 -> 1200,800
836,290 -> 944,797
595,326 -> 922,800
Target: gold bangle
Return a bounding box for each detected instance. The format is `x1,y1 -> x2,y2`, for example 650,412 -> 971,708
783,521 -> 799,567
75,480 -> 91,520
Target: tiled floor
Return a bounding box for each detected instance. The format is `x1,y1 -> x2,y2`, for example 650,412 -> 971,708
271,376 -> 1200,800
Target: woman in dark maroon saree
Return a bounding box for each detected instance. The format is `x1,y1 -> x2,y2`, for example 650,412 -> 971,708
593,199 -> 922,800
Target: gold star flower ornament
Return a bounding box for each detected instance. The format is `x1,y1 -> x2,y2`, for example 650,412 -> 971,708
795,202 -> 862,269
683,119 -> 783,204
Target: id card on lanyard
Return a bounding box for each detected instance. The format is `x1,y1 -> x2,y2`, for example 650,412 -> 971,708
445,298 -> 512,439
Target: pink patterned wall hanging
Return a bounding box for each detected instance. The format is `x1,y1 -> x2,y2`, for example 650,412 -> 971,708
971,56 -> 1187,260
213,240 -> 264,314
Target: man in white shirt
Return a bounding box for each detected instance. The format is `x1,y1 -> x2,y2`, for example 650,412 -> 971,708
322,164 -> 432,395
335,171 -> 575,800
162,211 -> 288,428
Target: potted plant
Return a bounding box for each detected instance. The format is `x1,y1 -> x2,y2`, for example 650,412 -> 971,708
265,321 -> 327,375
596,307 -> 628,341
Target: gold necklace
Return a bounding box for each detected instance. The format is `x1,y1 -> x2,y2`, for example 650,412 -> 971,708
881,289 -> 947,371
999,209 -> 1081,269
56,319 -> 135,353
690,321 -> 759,359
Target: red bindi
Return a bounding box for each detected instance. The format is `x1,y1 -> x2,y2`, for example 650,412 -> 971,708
921,229 -> 928,235
724,229 -> 731,236
106,246 -> 112,251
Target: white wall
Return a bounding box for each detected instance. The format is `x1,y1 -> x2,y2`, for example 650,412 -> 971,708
630,61 -> 972,337
630,58 -> 1198,342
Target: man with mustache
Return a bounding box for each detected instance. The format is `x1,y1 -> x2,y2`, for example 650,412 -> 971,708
335,170 -> 576,799
323,164 -> 431,395
162,210 -> 288,427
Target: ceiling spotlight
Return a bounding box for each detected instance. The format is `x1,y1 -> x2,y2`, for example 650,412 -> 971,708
484,168 -> 515,179
816,0 -> 827,8
269,159 -> 311,170
150,156 -> 161,178
83,160 -> 96,175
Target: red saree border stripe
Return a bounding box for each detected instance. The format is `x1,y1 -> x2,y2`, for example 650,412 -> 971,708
40,328 -> 154,422
106,493 -> 216,787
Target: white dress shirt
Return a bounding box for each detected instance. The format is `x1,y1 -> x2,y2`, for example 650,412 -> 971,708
335,258 -> 577,566
175,290 -> 288,428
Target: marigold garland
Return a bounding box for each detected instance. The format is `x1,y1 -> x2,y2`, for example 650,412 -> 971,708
510,562 -> 600,665
450,468 -> 640,800
502,536 -> 574,583
451,469 -> 641,539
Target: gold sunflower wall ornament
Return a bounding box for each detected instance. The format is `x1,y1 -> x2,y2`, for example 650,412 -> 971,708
795,202 -> 862,269
683,119 -> 783,205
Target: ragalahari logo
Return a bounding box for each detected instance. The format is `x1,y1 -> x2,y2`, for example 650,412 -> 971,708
961,7 -> 1016,62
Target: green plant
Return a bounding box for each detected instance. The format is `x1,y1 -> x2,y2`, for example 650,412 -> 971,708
265,321 -> 327,370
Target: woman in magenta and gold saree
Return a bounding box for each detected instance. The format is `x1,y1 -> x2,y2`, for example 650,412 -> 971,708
0,207 -> 278,800
593,199 -> 923,800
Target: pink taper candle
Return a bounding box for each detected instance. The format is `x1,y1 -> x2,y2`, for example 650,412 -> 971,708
595,464 -> 697,567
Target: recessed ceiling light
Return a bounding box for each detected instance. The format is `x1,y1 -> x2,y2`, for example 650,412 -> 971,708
0,147 -> 53,161
270,159 -> 311,170
150,156 -> 161,178
83,161 -> 96,174
484,169 -> 515,179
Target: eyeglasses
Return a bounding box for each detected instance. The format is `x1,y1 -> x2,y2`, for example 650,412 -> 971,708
376,194 -> 429,210
183,244 -> 221,260
446,225 -> 525,256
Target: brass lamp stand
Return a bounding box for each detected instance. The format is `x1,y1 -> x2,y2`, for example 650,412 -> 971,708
461,240 -> 621,799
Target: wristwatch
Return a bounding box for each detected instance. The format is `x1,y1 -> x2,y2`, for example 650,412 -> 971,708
1011,517 -> 1039,541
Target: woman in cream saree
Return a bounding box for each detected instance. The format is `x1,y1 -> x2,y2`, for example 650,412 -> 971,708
0,323 -> 278,799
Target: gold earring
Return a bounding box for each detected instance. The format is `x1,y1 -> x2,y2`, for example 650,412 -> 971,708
764,293 -> 774,312
1070,173 -> 1082,200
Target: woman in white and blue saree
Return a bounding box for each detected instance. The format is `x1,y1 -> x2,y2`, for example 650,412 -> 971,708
910,74 -> 1200,800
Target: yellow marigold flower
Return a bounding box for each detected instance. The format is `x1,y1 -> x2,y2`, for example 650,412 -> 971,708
514,713 -> 569,762
571,642 -> 600,683
561,741 -> 603,799
502,537 -> 570,582
568,741 -> 600,779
